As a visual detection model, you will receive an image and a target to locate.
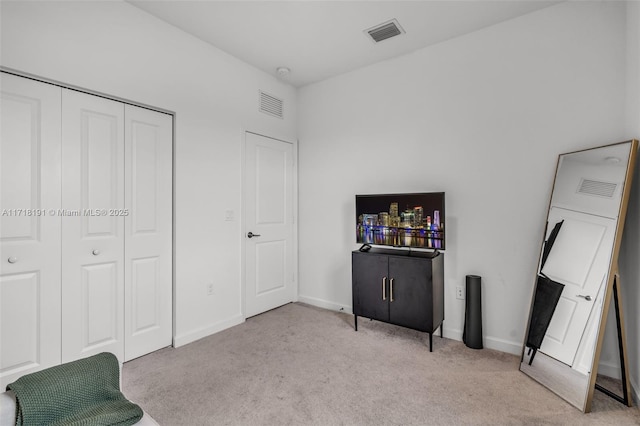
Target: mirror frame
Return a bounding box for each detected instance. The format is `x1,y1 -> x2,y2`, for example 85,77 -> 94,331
520,139 -> 638,412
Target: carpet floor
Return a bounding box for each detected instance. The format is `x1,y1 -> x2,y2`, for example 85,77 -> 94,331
122,303 -> 640,425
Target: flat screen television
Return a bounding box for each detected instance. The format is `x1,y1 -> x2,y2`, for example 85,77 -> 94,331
356,192 -> 445,250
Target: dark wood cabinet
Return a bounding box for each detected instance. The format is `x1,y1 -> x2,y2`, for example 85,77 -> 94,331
352,248 -> 444,351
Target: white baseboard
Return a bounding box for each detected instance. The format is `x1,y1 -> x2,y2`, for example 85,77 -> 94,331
631,377 -> 639,406
443,327 -> 463,342
299,296 -> 524,355
485,335 -> 524,355
173,313 -> 244,348
298,294 -> 352,314
443,327 -> 522,355
597,360 -> 623,380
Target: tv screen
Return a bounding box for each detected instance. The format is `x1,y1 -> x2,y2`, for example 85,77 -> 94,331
356,192 -> 445,250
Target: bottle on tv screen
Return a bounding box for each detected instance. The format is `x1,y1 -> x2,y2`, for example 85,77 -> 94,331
356,192 -> 445,250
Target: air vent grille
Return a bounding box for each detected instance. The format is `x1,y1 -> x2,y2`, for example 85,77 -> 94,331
259,91 -> 284,119
366,19 -> 405,43
577,179 -> 617,198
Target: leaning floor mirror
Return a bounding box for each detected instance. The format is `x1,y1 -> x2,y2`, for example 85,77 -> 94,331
520,139 -> 638,412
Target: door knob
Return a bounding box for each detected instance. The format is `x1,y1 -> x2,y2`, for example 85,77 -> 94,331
7,257 -> 18,264
247,232 -> 261,238
577,294 -> 592,301
92,249 -> 100,256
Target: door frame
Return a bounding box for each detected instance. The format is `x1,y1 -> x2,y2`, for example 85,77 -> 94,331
241,130 -> 298,319
0,66 -> 177,350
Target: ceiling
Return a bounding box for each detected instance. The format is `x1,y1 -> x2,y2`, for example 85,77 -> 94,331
128,1 -> 561,88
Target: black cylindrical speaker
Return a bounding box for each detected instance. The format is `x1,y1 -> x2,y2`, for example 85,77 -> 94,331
463,275 -> 483,349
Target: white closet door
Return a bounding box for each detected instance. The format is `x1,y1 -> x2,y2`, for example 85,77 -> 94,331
124,105 -> 172,361
61,89 -> 125,362
0,73 -> 62,387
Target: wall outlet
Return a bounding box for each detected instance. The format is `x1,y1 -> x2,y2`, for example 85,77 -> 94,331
207,283 -> 214,296
456,286 -> 465,300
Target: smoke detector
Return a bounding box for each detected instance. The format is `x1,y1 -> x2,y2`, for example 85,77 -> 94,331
276,67 -> 291,79
365,19 -> 405,43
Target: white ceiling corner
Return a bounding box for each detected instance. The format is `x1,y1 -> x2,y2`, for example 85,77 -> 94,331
127,0 -> 561,88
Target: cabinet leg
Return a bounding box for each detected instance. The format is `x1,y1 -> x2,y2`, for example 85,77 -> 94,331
429,333 -> 433,352
354,315 -> 358,331
440,324 -> 443,338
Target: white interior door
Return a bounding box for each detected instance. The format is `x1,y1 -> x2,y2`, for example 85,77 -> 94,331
0,73 -> 62,387
124,104 -> 172,361
539,207 -> 616,366
61,89 -> 125,362
244,132 -> 295,318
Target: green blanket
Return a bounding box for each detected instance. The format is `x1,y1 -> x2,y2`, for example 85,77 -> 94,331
6,352 -> 143,426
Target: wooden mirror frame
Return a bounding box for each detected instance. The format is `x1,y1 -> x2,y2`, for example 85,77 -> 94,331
520,139 -> 638,412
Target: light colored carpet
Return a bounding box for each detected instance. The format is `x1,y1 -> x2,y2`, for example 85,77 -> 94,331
122,303 -> 640,425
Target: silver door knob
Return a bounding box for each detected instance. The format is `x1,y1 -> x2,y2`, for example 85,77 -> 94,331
577,294 -> 592,301
247,232 -> 261,238
7,257 -> 17,264
92,249 -> 100,256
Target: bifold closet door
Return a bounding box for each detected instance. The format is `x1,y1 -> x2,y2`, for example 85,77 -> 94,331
2,74 -> 172,372
124,105 -> 172,361
0,73 -> 62,387
61,89 -> 126,363
61,92 -> 172,363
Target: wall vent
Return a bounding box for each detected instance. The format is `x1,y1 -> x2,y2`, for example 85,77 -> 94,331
259,91 -> 284,119
577,178 -> 617,198
365,19 -> 405,43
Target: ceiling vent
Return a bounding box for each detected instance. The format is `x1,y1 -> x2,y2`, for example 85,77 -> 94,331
365,19 -> 405,43
577,178 -> 617,198
259,90 -> 284,119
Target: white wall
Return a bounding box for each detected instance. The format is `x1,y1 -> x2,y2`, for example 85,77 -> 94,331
619,0 -> 640,404
297,1 -> 629,355
0,1 -> 297,346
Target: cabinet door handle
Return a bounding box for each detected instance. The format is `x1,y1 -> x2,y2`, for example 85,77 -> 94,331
390,278 -> 394,302
382,277 -> 387,300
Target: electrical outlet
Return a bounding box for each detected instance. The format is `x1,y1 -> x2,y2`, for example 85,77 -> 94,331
456,286 -> 465,300
207,283 -> 214,296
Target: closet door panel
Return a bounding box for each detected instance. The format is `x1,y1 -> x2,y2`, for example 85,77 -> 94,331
81,263 -> 119,346
124,105 -> 172,361
0,73 -> 62,387
61,89 -> 125,362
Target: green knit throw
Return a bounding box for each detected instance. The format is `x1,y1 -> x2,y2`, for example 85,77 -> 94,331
6,352 -> 143,426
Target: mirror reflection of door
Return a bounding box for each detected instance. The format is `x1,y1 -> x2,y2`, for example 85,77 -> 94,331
539,207 -> 615,368
539,143 -> 631,368
520,140 -> 637,412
